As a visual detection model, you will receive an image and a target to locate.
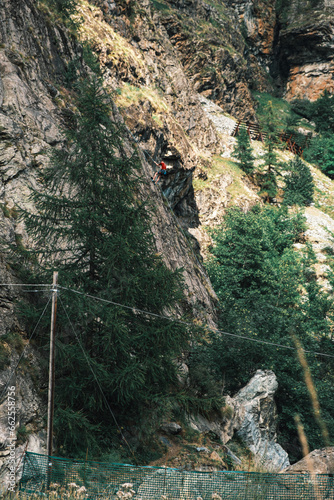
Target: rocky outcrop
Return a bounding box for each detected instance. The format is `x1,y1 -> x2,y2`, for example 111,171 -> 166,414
0,0 -> 223,482
228,0 -> 334,101
283,447 -> 334,474
232,370 -> 290,471
279,11 -> 334,101
189,370 -> 290,471
0,359 -> 46,493
157,0 -> 266,120
228,0 -> 278,71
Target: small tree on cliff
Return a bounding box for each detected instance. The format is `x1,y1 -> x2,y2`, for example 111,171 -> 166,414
258,101 -> 281,202
18,74 -> 193,458
232,127 -> 255,175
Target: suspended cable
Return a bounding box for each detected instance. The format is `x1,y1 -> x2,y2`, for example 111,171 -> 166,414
58,295 -> 138,464
0,295 -> 52,404
0,283 -> 50,287
57,285 -> 334,360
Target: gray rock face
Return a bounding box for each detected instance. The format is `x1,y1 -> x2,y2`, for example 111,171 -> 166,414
0,357 -> 45,493
159,422 -> 182,435
233,370 -> 290,471
0,0 -> 222,484
189,370 -> 290,471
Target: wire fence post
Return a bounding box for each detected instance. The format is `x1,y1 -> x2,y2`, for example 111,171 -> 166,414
47,271 -> 58,488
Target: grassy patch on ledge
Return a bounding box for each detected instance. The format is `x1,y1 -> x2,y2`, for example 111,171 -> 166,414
72,0 -> 145,75
194,155 -> 255,203
151,0 -> 171,12
204,0 -> 229,20
114,83 -> 169,113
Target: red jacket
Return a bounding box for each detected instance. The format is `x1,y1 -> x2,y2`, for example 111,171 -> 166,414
159,161 -> 167,170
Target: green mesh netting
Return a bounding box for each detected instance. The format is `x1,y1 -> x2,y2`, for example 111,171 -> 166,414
21,452 -> 334,499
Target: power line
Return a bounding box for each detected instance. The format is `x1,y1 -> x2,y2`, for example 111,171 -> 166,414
57,285 -> 334,360
0,283 -> 50,287
1,281 -> 334,359
58,295 -> 138,464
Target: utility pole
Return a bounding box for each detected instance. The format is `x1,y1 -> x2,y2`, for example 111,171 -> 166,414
47,271 -> 58,464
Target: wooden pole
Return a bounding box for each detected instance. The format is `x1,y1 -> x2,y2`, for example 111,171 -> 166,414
47,272 -> 58,470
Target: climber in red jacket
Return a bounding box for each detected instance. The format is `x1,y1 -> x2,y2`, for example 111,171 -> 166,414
152,160 -> 167,184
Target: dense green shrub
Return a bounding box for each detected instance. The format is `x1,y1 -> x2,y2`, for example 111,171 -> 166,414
283,156 -> 314,206
47,0 -> 78,16
312,90 -> 334,135
304,135 -> 334,178
290,99 -> 314,121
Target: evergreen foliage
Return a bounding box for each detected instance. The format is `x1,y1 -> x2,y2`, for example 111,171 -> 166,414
290,99 -> 314,121
283,157 -> 314,206
16,74 -> 197,459
301,91 -> 334,179
312,90 -> 334,135
304,134 -> 334,179
232,128 -> 255,175
205,205 -> 334,462
47,0 -> 78,17
258,101 -> 281,202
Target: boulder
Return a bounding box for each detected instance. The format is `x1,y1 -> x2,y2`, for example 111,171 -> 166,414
189,370 -> 290,471
159,422 -> 182,435
232,370 -> 290,471
283,447 -> 334,474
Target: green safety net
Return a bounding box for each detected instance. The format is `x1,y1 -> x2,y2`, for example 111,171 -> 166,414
21,451 -> 334,499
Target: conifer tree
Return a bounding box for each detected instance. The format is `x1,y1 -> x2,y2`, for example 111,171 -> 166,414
18,75 -> 193,458
258,101 -> 281,202
205,205 -> 334,461
312,90 -> 334,135
283,156 -> 314,206
232,127 -> 255,175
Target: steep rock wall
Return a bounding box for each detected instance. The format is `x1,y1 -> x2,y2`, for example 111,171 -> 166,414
278,3 -> 334,100
229,0 -> 334,101
0,0 -> 220,482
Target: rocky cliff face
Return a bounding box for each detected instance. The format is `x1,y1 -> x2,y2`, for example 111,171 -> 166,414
1,0 -> 334,483
0,0 -> 221,484
278,1 -> 334,101
228,0 -> 334,101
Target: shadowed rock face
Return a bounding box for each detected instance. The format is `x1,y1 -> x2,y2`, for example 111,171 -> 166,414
228,0 -> 334,101
278,7 -> 334,101
275,0 -> 334,100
